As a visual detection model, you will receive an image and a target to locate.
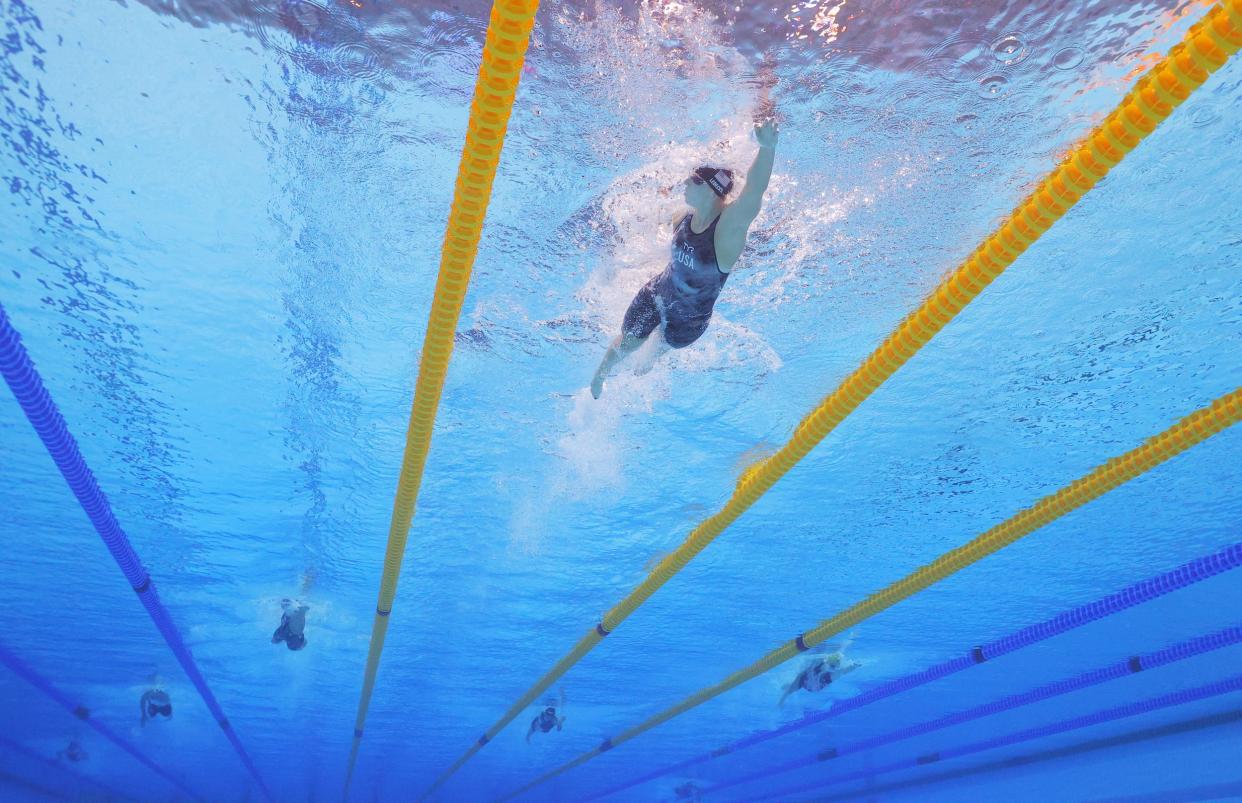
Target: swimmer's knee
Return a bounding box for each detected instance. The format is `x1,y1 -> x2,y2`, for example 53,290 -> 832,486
616,333 -> 646,351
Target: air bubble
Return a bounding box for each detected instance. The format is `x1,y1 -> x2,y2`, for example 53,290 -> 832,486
1052,46 -> 1085,71
332,42 -> 382,82
952,112 -> 981,137
921,37 -> 991,84
977,74 -> 1009,99
990,34 -> 1028,66
1190,104 -> 1219,127
418,48 -> 480,99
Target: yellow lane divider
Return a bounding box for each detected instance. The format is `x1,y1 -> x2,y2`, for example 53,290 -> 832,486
423,2 -> 1242,797
342,0 -> 541,795
502,387 -> 1242,799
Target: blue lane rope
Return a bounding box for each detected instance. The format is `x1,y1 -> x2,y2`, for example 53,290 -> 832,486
0,304 -> 274,802
711,624 -> 1242,797
0,641 -> 200,800
757,670 -> 1242,802
585,541 -> 1242,800
804,709 -> 1242,802
0,732 -> 134,801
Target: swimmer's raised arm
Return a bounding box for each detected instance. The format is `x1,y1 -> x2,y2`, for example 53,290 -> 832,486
715,119 -> 779,266
735,120 -> 779,217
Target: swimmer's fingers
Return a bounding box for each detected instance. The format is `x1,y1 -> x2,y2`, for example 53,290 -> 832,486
754,118 -> 780,147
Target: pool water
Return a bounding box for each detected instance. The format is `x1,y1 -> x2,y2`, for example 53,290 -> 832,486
1,0 -> 1240,801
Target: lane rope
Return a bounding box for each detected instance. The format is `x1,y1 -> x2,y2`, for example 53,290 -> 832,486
343,0 -> 541,795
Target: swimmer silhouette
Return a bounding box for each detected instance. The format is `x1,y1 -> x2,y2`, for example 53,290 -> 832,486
57,740 -> 87,763
140,680 -> 172,726
591,113 -> 779,399
272,598 -> 309,651
525,688 -> 567,743
779,635 -> 860,706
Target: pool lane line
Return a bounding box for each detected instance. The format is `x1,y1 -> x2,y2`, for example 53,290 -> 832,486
434,3 -> 1242,796
499,387 -> 1242,800
714,624 -> 1242,799
758,671 -> 1242,802
345,0 -> 542,798
584,539 -> 1242,800
0,305 -> 273,802
795,709 -> 1242,803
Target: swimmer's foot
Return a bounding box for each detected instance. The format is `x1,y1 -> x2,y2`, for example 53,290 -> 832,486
633,337 -> 666,376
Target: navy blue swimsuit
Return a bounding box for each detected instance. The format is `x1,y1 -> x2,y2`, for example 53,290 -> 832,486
622,213 -> 728,348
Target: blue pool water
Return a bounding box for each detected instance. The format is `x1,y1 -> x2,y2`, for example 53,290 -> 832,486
1,0 -> 1240,801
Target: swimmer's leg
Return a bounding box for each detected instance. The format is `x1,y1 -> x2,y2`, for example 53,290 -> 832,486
634,296 -> 673,376
632,305 -> 671,377
592,332 -> 647,398
593,283 -> 661,398
632,333 -> 669,376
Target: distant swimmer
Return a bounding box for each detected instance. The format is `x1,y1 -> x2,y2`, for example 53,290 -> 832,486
57,740 -> 87,763
590,117 -> 780,399
674,781 -> 703,801
271,598 -> 309,651
779,637 -> 860,706
140,684 -> 173,726
526,688 -> 566,743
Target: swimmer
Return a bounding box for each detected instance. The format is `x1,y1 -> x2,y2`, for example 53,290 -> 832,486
674,781 -> 703,801
525,688 -> 566,743
590,116 -> 780,399
271,598 -> 309,651
139,685 -> 172,725
57,740 -> 87,763
779,637 -> 860,706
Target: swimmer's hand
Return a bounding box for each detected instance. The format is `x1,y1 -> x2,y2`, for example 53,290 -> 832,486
755,118 -> 779,149
590,372 -> 605,399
